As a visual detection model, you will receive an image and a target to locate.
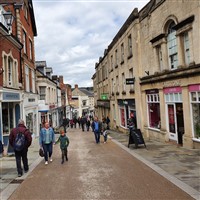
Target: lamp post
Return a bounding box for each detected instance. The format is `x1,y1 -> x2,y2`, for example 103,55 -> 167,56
3,9 -> 14,33
0,8 -> 15,74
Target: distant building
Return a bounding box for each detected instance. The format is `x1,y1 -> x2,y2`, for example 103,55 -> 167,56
70,84 -> 94,118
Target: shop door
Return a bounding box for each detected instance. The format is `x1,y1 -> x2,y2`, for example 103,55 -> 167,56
167,104 -> 177,141
176,103 -> 184,145
167,103 -> 184,144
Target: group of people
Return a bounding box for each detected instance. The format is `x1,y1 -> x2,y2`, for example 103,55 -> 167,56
9,119 -> 70,177
8,114 -> 111,177
91,116 -> 110,144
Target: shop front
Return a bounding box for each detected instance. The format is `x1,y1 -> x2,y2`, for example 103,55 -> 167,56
1,91 -> 21,145
117,99 -> 136,129
189,84 -> 200,141
164,87 -> 184,145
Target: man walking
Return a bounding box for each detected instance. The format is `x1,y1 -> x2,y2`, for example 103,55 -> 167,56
91,116 -> 102,143
9,119 -> 32,177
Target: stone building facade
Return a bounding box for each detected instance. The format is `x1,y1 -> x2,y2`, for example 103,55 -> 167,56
93,0 -> 200,149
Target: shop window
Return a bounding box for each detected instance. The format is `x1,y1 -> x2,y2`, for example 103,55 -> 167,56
191,92 -> 200,138
147,93 -> 161,129
120,107 -> 126,127
2,103 -> 14,135
168,104 -> 176,133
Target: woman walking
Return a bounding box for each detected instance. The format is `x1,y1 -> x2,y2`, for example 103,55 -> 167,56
39,122 -> 55,165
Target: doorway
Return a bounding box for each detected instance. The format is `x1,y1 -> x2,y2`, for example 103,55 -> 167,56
167,103 -> 184,144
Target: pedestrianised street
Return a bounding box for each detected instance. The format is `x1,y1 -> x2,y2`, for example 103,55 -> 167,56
8,128 -> 194,200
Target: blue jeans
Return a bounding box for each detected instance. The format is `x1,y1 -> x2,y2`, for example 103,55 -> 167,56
94,131 -> 100,143
42,142 -> 53,161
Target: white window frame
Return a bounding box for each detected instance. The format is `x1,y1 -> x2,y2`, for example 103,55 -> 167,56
167,22 -> 178,70
146,93 -> 161,130
23,30 -> 27,54
31,70 -> 35,93
183,32 -> 190,66
25,65 -> 30,92
190,91 -> 200,139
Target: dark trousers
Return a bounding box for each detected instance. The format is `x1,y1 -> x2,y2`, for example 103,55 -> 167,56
81,124 -> 85,131
61,148 -> 68,161
94,131 -> 100,143
15,148 -> 29,175
42,142 -> 53,161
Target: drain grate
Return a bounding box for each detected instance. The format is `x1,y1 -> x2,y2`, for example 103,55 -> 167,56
10,179 -> 24,184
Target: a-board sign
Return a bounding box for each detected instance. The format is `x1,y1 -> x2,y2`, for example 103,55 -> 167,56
128,129 -> 146,148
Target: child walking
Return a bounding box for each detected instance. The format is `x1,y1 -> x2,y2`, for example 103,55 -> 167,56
56,129 -> 69,164
102,118 -> 108,143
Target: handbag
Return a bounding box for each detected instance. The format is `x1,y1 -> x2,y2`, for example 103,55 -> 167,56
39,148 -> 44,157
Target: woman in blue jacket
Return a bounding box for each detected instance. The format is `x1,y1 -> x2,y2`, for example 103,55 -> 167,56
39,122 -> 55,165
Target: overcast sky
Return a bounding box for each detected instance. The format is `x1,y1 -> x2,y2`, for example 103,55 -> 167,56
32,0 -> 149,87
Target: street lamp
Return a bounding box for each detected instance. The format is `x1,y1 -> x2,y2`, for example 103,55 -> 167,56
3,9 -> 14,33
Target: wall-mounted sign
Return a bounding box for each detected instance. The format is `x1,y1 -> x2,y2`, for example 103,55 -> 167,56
126,78 -> 135,85
3,92 -> 20,101
101,94 -> 108,100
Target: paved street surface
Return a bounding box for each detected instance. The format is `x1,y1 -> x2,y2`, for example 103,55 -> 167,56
1,128 -> 198,200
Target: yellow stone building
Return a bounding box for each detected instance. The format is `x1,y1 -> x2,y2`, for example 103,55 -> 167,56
93,0 -> 200,149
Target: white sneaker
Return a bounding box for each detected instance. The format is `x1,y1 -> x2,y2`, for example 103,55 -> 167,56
45,161 -> 48,165
49,158 -> 53,162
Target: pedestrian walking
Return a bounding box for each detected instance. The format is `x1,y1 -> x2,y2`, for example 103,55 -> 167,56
73,117 -> 78,128
102,118 -> 108,143
80,116 -> 86,132
39,122 -> 55,165
9,119 -> 32,177
106,116 -> 110,130
70,119 -> 74,128
62,116 -> 69,132
86,118 -> 91,131
91,116 -> 102,144
55,129 -> 69,164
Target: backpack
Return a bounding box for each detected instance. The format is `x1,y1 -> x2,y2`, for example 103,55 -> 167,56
14,129 -> 26,151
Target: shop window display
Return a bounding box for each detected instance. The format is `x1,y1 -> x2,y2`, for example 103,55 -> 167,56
191,92 -> 200,138
147,93 -> 160,129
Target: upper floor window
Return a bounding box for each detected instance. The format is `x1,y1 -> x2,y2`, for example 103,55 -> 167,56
3,54 -> 18,88
110,55 -> 113,70
128,34 -> 132,58
167,22 -> 178,70
116,76 -> 119,92
129,68 -> 134,90
183,32 -> 190,65
25,65 -> 30,92
24,4 -> 28,20
39,86 -> 46,100
29,39 -> 33,60
115,49 -> 118,67
31,70 -> 35,93
122,73 -> 126,91
8,58 -> 13,86
23,30 -> 27,54
121,43 -> 124,63
156,45 -> 163,71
